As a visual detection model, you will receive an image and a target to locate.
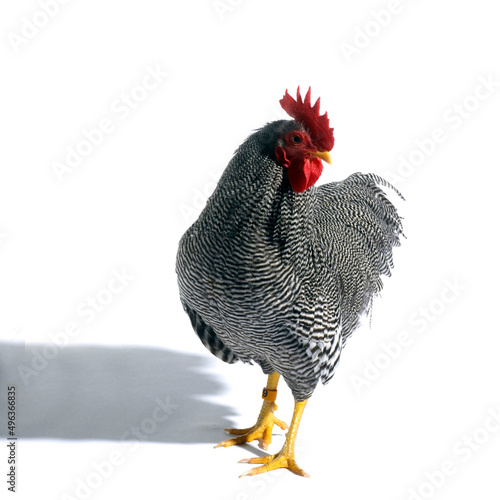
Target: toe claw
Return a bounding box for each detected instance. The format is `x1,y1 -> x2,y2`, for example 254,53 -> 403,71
257,438 -> 269,450
274,418 -> 288,431
215,436 -> 244,448
239,453 -> 310,477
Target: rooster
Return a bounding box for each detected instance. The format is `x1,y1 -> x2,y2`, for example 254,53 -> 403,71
176,88 -> 403,477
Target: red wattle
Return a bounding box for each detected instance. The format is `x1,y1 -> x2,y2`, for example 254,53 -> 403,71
287,157 -> 323,193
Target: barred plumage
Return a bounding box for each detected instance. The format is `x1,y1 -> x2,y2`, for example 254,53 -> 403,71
176,119 -> 403,401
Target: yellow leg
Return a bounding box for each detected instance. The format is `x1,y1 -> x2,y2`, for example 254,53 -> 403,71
215,372 -> 288,450
240,399 -> 310,478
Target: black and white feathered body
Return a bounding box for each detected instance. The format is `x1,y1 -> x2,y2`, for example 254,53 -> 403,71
176,120 -> 403,401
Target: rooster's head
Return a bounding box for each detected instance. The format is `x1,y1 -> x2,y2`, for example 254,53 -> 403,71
274,87 -> 334,193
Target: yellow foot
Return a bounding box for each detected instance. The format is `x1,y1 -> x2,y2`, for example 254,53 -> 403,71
214,401 -> 288,451
239,451 -> 310,478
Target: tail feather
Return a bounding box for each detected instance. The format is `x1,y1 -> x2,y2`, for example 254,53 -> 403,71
315,172 -> 404,342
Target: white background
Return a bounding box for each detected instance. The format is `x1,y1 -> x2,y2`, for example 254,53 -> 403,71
1,0 -> 499,499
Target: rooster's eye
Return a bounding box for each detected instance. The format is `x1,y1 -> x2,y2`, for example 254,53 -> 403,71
290,134 -> 302,145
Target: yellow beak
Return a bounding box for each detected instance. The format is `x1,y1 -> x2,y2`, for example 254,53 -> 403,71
308,150 -> 333,165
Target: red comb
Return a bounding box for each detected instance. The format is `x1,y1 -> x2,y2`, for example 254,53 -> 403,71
279,87 -> 334,151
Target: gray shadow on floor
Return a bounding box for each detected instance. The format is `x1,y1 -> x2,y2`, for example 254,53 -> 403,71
0,342 -> 239,444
